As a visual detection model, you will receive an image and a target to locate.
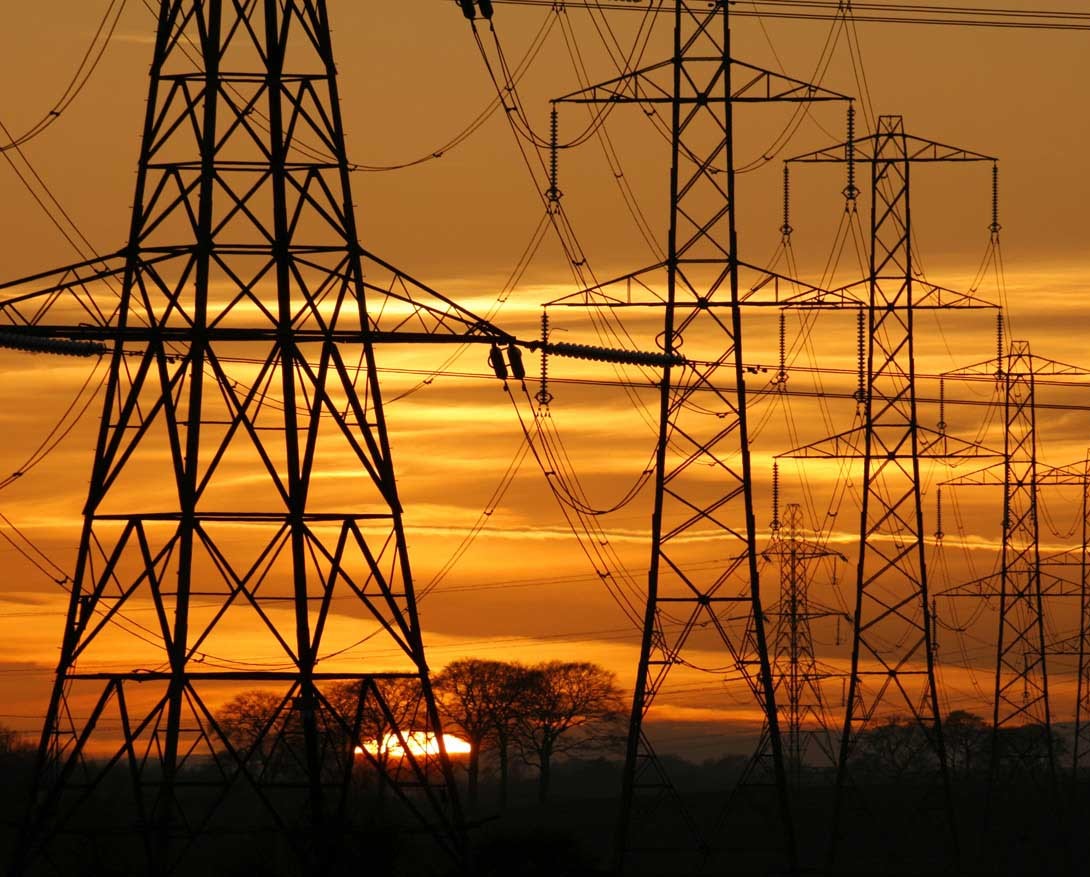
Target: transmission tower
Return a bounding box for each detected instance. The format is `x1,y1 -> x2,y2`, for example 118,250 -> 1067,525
0,3 -> 545,872
942,343 -> 1090,775
545,4 -> 847,871
938,340 -> 1089,869
757,484 -> 844,786
782,114 -> 997,868
1035,455 -> 1090,775
1060,456 -> 1090,776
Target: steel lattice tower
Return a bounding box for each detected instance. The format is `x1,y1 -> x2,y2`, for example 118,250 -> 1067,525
760,501 -> 842,785
1035,456 -> 1090,773
1,2 -> 532,872
1069,457 -> 1090,775
784,115 -> 997,868
549,4 -> 846,871
943,345 -> 1090,781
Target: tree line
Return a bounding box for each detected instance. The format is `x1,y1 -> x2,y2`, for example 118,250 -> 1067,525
215,659 -> 626,808
847,710 -> 1064,782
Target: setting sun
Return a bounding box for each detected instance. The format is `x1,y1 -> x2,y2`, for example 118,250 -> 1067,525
355,731 -> 472,760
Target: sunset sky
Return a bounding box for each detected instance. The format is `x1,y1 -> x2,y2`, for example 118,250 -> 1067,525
0,1 -> 1089,756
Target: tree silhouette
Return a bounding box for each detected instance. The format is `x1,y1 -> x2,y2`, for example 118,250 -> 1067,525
0,724 -> 32,757
945,709 -> 988,779
849,715 -> 933,780
214,689 -> 292,778
433,659 -> 529,809
514,661 -> 625,803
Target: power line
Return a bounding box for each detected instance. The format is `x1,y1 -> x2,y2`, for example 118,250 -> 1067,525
479,0 -> 1090,31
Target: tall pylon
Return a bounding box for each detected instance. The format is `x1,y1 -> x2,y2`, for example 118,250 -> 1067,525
548,3 -> 847,871
2,2 -> 529,872
782,114 -> 997,869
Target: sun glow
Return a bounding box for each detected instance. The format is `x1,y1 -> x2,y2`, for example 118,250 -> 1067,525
354,731 -> 472,760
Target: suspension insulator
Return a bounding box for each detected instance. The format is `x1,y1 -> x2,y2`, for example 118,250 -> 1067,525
853,307 -> 866,404
488,344 -> 508,380
935,488 -> 944,541
507,343 -> 526,381
0,330 -> 108,358
996,313 -> 1005,378
536,310 -> 553,407
843,103 -> 859,203
546,107 -> 562,206
990,162 -> 1002,237
478,0 -> 494,18
780,164 -> 793,239
938,378 -> 946,432
537,340 -> 683,368
457,0 -> 475,19
776,311 -> 788,386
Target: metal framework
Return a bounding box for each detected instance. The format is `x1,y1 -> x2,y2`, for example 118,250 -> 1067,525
1034,458 -> 1090,774
942,345 -> 1090,785
783,114 -> 996,867
1064,458 -> 1090,775
3,2 -> 533,872
550,4 -> 847,871
758,499 -> 843,786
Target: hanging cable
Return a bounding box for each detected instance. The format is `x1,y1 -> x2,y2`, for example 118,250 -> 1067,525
1,0 -> 128,153
771,461 -> 782,535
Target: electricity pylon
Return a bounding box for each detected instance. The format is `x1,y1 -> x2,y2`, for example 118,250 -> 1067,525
548,3 -> 847,871
1035,455 -> 1090,776
0,3 -> 534,873
941,342 -> 1090,786
1040,453 -> 1090,775
757,495 -> 844,786
782,114 -> 997,869
766,503 -> 841,784
938,341 -> 1087,870
1040,454 -> 1090,776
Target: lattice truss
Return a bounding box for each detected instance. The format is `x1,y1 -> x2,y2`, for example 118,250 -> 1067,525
549,3 -> 848,868
2,2 -> 515,872
784,116 -> 995,741
780,115 -> 998,866
941,342 -> 1090,784
760,503 -> 842,782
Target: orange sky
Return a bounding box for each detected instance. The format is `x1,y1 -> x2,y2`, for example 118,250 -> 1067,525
1,2 -> 1089,754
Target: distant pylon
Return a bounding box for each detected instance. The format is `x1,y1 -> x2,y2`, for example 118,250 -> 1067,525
942,343 -> 1090,783
3,2 -> 531,872
783,114 -> 998,869
759,500 -> 843,786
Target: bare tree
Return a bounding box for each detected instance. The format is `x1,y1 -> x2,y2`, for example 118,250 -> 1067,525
514,661 -> 625,802
850,715 -> 934,780
323,676 -> 441,802
945,710 -> 988,779
434,659 -> 530,808
214,689 -> 290,777
0,724 -> 32,756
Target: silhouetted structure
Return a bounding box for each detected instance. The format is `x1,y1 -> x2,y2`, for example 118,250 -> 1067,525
0,2 -> 543,872
783,114 -> 997,868
548,3 -> 846,871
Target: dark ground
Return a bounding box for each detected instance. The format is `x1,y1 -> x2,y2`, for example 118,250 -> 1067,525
2,754 -> 1088,875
